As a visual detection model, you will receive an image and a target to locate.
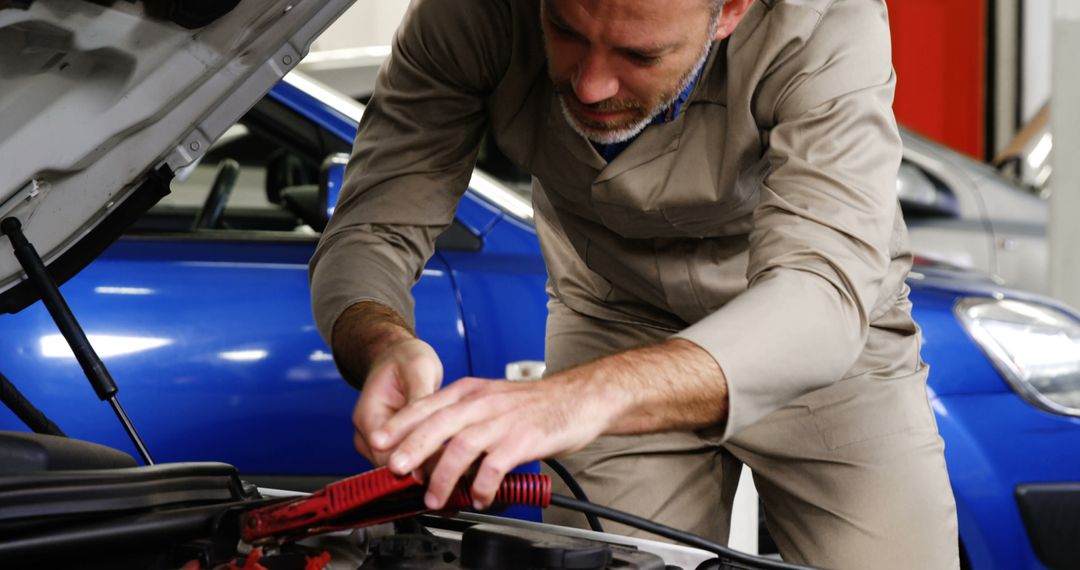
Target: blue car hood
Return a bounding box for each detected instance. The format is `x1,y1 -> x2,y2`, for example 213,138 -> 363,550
911,263 -> 1074,313
908,261 -> 1080,397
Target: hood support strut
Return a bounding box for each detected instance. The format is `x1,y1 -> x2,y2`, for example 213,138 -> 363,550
1,217 -> 154,466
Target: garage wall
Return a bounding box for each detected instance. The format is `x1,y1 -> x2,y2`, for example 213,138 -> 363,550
311,0 -> 409,51
889,0 -> 988,159
1023,0 -> 1053,123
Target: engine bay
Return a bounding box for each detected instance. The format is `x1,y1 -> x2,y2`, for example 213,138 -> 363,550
0,457 -> 707,569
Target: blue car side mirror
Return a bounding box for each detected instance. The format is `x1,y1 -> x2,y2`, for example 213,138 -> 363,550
320,153 -> 349,226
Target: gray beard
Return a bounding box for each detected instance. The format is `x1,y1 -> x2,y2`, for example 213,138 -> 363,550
559,37 -> 715,145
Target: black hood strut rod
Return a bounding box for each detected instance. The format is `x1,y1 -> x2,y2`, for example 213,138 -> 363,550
1,217 -> 154,465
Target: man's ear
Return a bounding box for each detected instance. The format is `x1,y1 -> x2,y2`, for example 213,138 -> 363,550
714,0 -> 755,40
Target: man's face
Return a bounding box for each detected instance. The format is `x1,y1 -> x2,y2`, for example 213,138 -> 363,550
542,0 -> 718,144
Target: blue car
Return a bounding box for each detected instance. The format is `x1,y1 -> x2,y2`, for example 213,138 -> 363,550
2,72 -> 1079,569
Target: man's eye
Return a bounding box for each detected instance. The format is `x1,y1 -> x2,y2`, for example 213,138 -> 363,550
552,23 -> 584,42
627,52 -> 661,66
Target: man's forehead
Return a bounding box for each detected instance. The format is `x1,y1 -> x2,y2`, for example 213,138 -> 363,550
548,0 -> 710,48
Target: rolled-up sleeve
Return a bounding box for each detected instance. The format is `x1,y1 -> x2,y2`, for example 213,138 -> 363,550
675,0 -> 903,439
309,0 -> 510,345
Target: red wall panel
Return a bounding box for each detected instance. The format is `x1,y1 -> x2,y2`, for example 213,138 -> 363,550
889,0 -> 986,158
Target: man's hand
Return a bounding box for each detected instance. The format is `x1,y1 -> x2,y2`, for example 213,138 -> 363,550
330,302 -> 444,466
369,374 -> 612,511
369,338 -> 729,511
352,337 -> 442,465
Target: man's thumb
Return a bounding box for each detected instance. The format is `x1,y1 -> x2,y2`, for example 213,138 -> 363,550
403,353 -> 442,402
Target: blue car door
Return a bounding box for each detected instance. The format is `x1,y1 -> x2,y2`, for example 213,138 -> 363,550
0,96 -> 469,482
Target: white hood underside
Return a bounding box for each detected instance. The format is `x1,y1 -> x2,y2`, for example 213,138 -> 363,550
0,0 -> 354,299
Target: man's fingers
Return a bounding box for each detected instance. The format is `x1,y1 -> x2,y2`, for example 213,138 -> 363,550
385,391 -> 486,475
425,419 -> 548,510
353,430 -> 375,462
378,378 -> 490,457
370,377 -> 594,511
351,337 -> 444,450
364,344 -> 446,451
381,368 -> 450,448
354,365 -> 402,431
423,422 -> 503,509
470,435 -> 536,508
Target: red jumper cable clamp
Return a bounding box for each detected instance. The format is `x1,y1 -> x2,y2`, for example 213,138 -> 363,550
240,467 -> 551,543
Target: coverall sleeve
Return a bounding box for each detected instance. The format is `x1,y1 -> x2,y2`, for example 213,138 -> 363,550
675,0 -> 905,440
309,0 -> 510,345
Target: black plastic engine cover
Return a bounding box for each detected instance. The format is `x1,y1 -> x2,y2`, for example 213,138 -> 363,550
0,461 -> 247,522
360,533 -> 460,569
0,431 -> 137,473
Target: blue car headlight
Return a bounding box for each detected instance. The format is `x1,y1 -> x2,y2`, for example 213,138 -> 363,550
956,298 -> 1080,416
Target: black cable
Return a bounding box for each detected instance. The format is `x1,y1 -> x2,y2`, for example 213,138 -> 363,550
0,371 -> 65,436
549,494 -> 817,570
542,458 -> 604,532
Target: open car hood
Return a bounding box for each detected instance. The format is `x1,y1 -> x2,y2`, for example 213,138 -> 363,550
0,0 -> 354,312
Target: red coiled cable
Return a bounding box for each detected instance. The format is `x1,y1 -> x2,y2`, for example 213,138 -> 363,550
446,472 -> 552,509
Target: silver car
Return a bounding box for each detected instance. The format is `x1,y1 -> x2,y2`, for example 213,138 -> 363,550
900,128 -> 1048,293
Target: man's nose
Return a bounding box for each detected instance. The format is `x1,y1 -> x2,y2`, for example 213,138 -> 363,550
572,50 -> 619,104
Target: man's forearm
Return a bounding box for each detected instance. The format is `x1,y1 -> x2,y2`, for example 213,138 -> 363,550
559,338 -> 730,435
331,301 -> 415,389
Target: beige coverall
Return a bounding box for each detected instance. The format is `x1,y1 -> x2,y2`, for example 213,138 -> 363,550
309,0 -> 960,567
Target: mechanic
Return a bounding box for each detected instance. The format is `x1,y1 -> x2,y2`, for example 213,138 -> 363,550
309,0 -> 959,567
